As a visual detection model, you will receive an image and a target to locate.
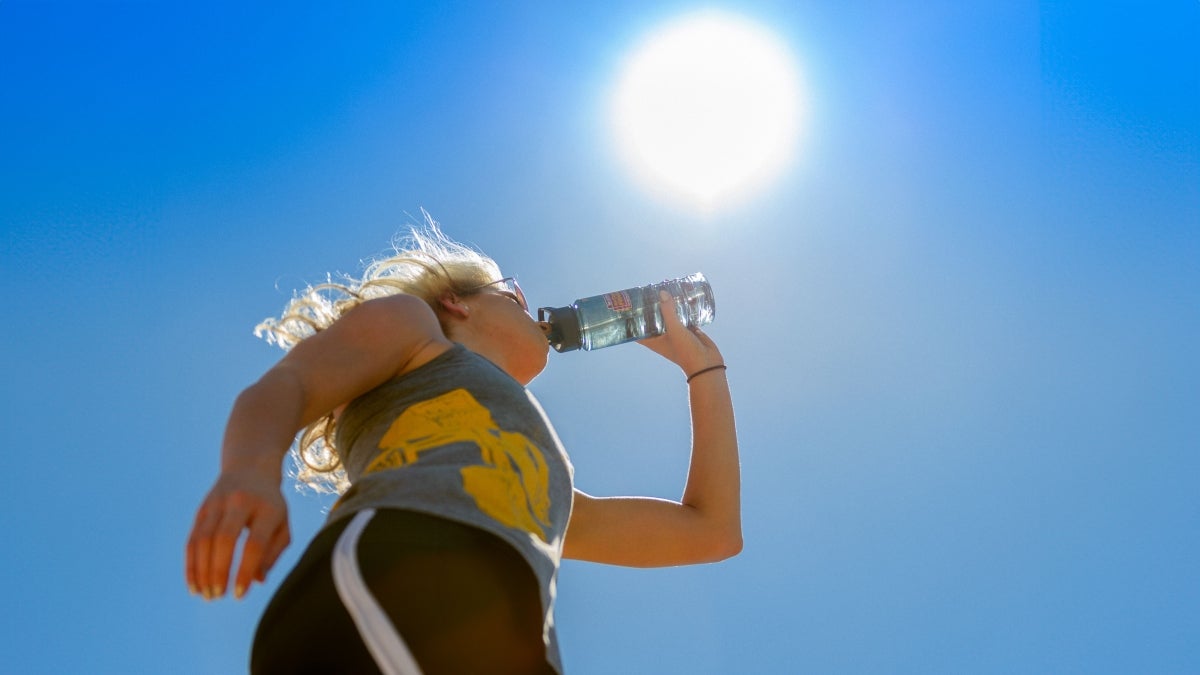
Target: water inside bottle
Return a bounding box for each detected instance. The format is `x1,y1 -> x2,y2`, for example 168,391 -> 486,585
575,274 -> 714,350
576,290 -> 651,350
538,273 -> 715,352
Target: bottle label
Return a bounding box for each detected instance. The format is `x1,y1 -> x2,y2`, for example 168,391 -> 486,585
603,290 -> 633,312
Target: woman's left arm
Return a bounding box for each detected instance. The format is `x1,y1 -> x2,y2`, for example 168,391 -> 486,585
562,292 -> 741,567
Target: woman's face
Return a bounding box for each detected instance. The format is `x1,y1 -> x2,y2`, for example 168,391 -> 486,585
466,277 -> 550,383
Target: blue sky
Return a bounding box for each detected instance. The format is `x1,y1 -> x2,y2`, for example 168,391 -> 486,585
1,2 -> 1197,673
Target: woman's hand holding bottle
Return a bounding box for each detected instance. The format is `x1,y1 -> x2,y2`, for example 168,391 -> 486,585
639,290 -> 725,380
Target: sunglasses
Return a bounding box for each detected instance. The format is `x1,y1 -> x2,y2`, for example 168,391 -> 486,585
463,277 -> 529,313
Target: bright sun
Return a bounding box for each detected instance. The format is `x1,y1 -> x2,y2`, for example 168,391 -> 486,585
611,11 -> 804,211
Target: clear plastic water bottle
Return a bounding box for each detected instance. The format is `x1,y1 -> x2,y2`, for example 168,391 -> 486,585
537,273 -> 715,352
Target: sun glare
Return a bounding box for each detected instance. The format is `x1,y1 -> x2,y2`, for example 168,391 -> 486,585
611,11 -> 804,211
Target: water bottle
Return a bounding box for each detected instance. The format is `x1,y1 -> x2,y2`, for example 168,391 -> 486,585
537,273 -> 715,352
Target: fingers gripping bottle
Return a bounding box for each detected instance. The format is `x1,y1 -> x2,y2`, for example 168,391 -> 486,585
538,273 -> 715,352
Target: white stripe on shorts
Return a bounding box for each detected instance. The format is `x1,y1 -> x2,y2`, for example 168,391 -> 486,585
332,508 -> 424,675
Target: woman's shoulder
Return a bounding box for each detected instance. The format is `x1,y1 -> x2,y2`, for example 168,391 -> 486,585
352,291 -> 434,317
341,293 -> 454,374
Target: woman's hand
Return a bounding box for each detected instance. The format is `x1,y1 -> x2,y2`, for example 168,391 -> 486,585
186,468 -> 290,601
638,290 -> 724,376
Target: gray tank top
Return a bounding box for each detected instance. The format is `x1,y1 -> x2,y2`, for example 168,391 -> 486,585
329,343 -> 574,672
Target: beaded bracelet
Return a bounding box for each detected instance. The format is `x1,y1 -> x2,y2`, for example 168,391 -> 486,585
686,364 -> 727,384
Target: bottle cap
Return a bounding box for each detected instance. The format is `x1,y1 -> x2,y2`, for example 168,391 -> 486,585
537,305 -> 582,352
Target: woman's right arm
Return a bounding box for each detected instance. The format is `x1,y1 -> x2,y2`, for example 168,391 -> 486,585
185,293 -> 449,601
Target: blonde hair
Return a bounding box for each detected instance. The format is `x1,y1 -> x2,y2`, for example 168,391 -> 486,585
255,216 -> 501,494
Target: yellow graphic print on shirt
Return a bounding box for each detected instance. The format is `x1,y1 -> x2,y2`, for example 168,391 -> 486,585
363,388 -> 552,542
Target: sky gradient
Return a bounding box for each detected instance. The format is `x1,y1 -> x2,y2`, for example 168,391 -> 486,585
2,2 -> 1197,673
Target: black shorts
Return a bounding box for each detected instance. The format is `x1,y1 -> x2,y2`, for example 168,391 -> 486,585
250,508 -> 556,674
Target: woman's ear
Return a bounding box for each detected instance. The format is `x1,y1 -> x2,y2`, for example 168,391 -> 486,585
438,293 -> 470,319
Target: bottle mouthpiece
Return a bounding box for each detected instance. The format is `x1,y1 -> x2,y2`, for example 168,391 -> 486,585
538,306 -> 583,352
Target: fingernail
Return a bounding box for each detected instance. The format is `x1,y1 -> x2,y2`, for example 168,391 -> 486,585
234,584 -> 246,600
188,583 -> 199,596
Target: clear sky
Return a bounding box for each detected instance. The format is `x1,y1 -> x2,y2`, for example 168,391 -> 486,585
1,2 -> 1197,673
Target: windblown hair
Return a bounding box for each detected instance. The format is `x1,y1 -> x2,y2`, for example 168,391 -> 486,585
254,218 -> 501,494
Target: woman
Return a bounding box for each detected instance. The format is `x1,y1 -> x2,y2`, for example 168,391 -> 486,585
185,224 -> 741,674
